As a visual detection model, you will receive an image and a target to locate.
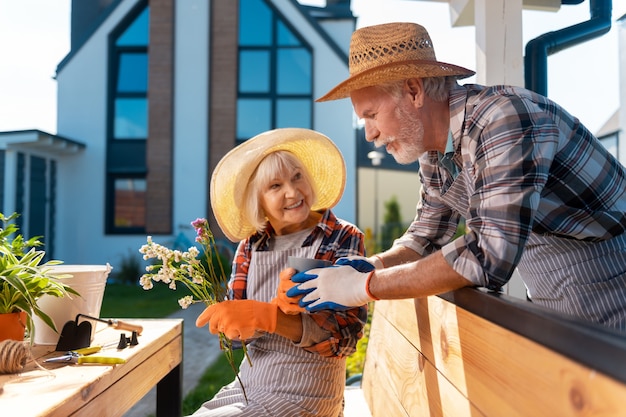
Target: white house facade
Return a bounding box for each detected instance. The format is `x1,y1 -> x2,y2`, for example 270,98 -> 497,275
2,0 -> 359,272
0,0 -> 623,287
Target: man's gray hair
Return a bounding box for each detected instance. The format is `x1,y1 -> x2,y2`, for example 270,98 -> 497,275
378,76 -> 457,102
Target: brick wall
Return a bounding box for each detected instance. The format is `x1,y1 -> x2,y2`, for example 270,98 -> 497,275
146,0 -> 174,234
208,0 -> 238,241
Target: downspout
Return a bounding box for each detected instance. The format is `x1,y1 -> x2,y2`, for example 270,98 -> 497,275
524,0 -> 612,96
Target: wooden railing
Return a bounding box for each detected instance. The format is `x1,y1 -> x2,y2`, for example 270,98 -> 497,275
361,288 -> 626,417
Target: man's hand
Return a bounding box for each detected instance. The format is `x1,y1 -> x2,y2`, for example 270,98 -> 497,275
271,268 -> 304,314
195,300 -> 278,340
287,259 -> 377,312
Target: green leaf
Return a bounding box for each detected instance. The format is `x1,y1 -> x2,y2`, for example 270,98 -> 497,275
0,212 -> 76,342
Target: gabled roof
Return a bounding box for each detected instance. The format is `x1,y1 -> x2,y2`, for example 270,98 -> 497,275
57,0 -> 352,75
56,0 -> 123,75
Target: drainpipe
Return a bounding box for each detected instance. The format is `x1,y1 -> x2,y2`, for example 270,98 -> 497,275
524,0 -> 612,96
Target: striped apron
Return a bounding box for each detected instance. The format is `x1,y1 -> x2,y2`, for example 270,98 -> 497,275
435,158 -> 626,331
517,233 -> 626,330
191,235 -> 346,417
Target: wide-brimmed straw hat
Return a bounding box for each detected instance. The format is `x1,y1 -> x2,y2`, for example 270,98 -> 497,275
317,22 -> 475,102
211,128 -> 346,242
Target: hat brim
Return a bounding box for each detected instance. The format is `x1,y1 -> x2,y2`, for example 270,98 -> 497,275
316,60 -> 475,102
210,128 -> 346,242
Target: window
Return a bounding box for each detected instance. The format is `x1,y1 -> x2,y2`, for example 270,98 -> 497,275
106,3 -> 149,233
114,98 -> 148,138
237,0 -> 313,141
113,178 -> 146,228
113,7 -> 149,141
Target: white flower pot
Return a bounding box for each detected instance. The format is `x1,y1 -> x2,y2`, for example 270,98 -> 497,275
33,264 -> 112,345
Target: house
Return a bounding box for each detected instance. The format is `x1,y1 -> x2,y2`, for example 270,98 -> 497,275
0,0 -> 623,282
1,0 -> 360,271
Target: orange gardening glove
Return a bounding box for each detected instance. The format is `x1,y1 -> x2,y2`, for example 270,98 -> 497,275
195,300 -> 278,341
271,267 -> 305,315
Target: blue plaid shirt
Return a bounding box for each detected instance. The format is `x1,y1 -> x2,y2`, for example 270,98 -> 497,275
396,84 -> 626,290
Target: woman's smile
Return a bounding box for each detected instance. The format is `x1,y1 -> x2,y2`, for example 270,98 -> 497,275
285,200 -> 304,210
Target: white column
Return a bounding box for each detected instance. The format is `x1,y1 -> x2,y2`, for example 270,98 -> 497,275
474,0 -> 524,87
619,17 -> 626,164
3,149 -> 18,216
475,0 -> 526,299
173,0 -> 210,225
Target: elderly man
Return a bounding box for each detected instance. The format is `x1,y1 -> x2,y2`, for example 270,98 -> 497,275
285,22 -> 626,331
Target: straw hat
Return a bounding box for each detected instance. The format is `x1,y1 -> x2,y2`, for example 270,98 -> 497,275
317,22 -> 475,102
210,128 -> 346,242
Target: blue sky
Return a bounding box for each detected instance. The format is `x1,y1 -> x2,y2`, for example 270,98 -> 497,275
0,0 -> 624,135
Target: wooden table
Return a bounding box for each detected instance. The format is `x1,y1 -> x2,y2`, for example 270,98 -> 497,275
0,318 -> 183,417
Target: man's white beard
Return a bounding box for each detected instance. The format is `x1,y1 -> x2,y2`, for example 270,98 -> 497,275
388,104 -> 425,165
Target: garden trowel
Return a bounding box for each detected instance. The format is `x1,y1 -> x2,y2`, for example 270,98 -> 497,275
55,314 -> 143,351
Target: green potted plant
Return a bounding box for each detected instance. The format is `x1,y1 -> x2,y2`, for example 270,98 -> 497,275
0,212 -> 78,342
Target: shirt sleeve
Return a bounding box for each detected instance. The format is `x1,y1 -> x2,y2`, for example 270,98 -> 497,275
300,217 -> 368,358
399,93 -> 559,290
228,240 -> 250,300
293,313 -> 333,348
394,182 -> 462,257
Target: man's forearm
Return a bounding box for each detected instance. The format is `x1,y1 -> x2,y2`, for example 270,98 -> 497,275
376,244 -> 421,268
368,250 -> 473,300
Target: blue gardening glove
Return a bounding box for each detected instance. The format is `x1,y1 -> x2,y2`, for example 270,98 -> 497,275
335,256 -> 378,272
335,255 -> 384,270
287,260 -> 377,312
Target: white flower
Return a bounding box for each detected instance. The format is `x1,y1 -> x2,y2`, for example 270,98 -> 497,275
178,295 -> 193,309
139,275 -> 153,290
138,219 -> 249,395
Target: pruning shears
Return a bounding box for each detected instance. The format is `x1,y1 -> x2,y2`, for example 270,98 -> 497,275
45,346 -> 126,365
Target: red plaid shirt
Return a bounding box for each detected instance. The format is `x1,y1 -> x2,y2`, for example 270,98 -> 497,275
228,209 -> 368,358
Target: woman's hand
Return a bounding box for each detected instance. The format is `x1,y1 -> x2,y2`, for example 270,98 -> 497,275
196,300 -> 278,341
271,267 -> 305,314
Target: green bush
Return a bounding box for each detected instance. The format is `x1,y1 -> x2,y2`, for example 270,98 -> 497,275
113,250 -> 143,285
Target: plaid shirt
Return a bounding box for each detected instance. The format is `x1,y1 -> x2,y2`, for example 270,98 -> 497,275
229,209 -> 367,357
396,84 -> 626,290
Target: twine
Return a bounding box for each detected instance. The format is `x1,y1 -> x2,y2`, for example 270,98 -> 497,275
0,339 -> 30,374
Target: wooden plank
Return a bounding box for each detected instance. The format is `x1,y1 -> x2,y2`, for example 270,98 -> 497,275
48,320 -> 182,417
373,299 -> 422,350
69,336 -> 182,416
362,311 -> 412,417
363,301 -> 484,417
421,296 -> 626,417
0,319 -> 182,417
366,298 -> 626,416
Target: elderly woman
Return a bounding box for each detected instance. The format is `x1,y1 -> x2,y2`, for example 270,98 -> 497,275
191,128 -> 368,417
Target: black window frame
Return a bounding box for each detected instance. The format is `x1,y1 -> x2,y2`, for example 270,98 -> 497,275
237,0 -> 314,142
105,1 -> 149,235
